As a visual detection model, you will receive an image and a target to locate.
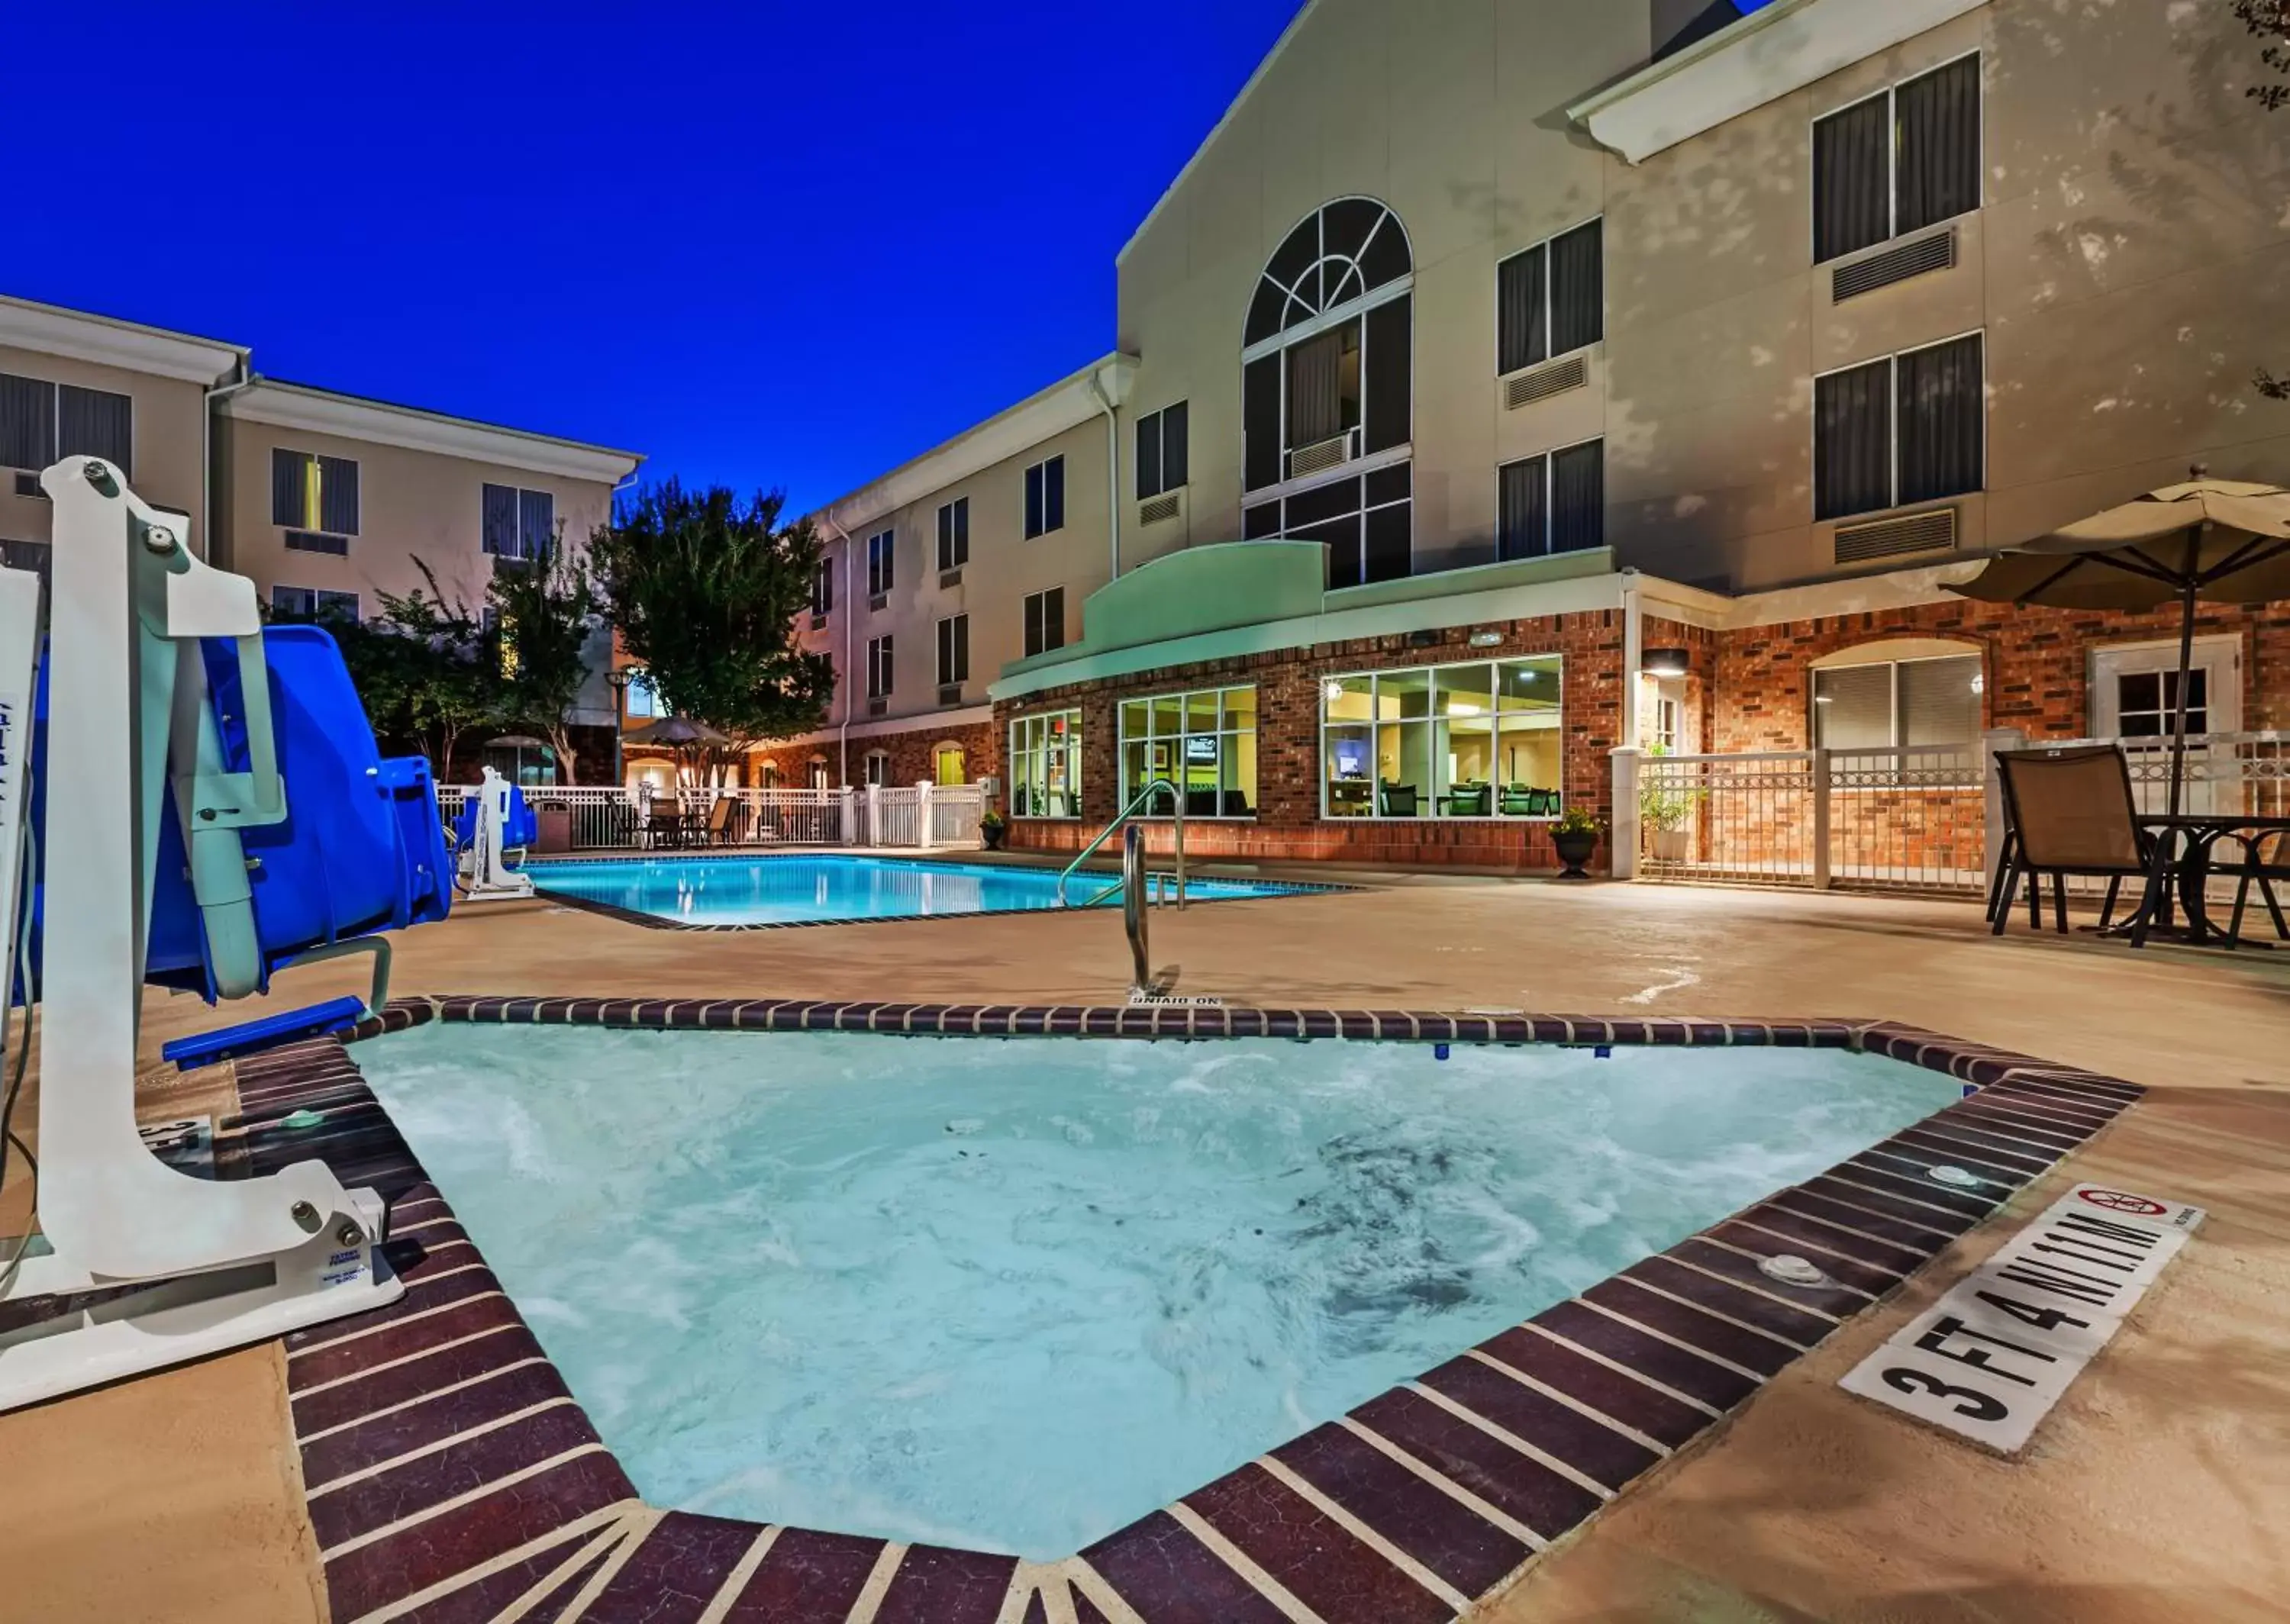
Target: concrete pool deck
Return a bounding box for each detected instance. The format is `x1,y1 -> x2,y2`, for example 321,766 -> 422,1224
4,868 -> 2287,1621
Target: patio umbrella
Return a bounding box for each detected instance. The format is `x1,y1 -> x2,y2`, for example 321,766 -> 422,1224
624,717 -> 727,749
1952,471 -> 2290,819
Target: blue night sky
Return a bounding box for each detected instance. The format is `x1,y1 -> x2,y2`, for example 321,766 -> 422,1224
11,2 -> 1766,511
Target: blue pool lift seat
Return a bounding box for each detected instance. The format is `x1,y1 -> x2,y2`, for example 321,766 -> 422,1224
22,624 -> 453,1060
453,778 -> 536,856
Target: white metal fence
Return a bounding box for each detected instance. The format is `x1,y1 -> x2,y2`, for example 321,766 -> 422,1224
1617,730 -> 2287,900
432,782 -> 989,853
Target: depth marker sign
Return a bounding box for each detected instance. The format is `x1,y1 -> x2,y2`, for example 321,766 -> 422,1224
1839,1182 -> 2204,1454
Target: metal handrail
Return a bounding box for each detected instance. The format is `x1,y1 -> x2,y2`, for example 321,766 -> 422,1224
1121,823 -> 1151,993
1056,776 -> 1185,909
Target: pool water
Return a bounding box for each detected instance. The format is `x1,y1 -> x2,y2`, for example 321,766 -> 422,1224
526,854 -> 1313,926
356,1026 -> 1959,1558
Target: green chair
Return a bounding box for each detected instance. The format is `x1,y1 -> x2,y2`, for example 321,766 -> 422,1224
1447,782 -> 1492,817
1379,781 -> 1419,817
1499,783 -> 1534,817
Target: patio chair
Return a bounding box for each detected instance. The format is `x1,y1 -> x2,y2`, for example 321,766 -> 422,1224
704,794 -> 742,846
1379,781 -> 1418,817
1990,746 -> 2152,936
2221,829 -> 2290,946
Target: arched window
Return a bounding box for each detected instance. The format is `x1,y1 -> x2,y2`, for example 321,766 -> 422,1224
864,749 -> 890,788
1241,199 -> 1414,589
808,755 -> 830,790
760,761 -> 781,790
1810,638 -> 1985,749
932,743 -> 966,786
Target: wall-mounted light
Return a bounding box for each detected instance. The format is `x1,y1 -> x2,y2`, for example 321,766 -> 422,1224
1469,630 -> 1502,648
1641,647 -> 1690,678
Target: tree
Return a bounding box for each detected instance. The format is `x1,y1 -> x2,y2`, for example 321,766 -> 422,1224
373,564 -> 499,778
2240,1 -> 2290,396
485,530 -> 603,785
588,481 -> 834,778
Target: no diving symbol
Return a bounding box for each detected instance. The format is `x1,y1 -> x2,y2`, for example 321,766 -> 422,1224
2079,1187 -> 2166,1216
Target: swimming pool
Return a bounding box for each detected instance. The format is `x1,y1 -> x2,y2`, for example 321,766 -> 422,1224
356,1023 -> 1965,1558
527,853 -> 1325,927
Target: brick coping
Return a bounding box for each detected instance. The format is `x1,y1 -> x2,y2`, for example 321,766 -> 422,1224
231,998 -> 2142,1623
519,852 -> 1362,933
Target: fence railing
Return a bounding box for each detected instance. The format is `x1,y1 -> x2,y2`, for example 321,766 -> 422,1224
432,782 -> 989,854
1616,730 -> 2286,900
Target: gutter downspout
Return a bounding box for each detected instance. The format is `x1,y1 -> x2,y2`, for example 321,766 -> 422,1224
818,514 -> 855,788
201,358 -> 256,566
1087,370 -> 1121,581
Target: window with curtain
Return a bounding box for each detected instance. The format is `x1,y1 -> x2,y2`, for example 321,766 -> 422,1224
1814,54 -> 1981,264
867,634 -> 893,698
1024,455 -> 1065,538
1815,334 -> 1983,520
1137,402 -> 1189,500
936,614 -> 969,687
1023,586 -> 1065,658
2,373 -> 133,476
275,450 -> 360,539
1498,218 -> 1604,375
1813,653 -> 1982,748
1498,440 -> 1605,559
1120,685 -> 1258,818
936,497 -> 969,570
864,750 -> 889,788
482,482 -> 521,556
271,585 -> 360,623
867,528 -> 894,597
1285,323 -> 1356,449
481,482 -> 551,559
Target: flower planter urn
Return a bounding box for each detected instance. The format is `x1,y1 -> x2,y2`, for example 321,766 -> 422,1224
981,821 -> 1008,851
1550,828 -> 1598,879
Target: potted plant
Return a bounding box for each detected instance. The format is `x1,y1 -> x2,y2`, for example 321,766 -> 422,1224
979,807 -> 1008,851
1548,804 -> 1602,879
1638,744 -> 1701,862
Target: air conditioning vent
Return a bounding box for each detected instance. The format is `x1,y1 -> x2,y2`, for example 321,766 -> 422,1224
287,530 -> 350,556
1831,227 -> 1956,303
1505,353 -> 1588,410
937,683 -> 963,706
1834,506 -> 1958,563
11,472 -> 44,499
1289,434 -> 1350,478
869,592 -> 889,612
868,697 -> 888,717
938,567 -> 963,590
1139,491 -> 1182,527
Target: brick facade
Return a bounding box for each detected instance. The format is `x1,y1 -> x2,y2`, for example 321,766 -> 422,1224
995,608 -> 1629,872
743,718 -> 1000,792
1711,597 -> 2290,752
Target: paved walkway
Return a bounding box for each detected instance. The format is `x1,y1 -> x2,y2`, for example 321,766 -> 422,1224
5,871 -> 2285,1621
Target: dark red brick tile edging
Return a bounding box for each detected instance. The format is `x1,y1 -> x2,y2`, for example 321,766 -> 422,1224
222,998 -> 2145,1622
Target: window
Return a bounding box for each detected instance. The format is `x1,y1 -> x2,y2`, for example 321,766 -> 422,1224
482,483 -> 555,561
271,585 -> 360,623
866,633 -> 894,699
1024,456 -> 1065,539
1242,199 -> 1414,570
0,372 -> 133,476
1137,402 -> 1189,500
1498,440 -> 1605,559
1120,685 -> 1257,818
1812,653 -> 1982,748
1245,463 -> 1414,591
936,614 -> 969,687
864,749 -> 890,788
623,671 -> 663,720
867,528 -> 895,598
1008,709 -> 1081,818
933,743 -> 966,786
808,757 -> 831,790
0,538 -> 52,591
1321,656 -> 1563,820
1023,587 -> 1065,659
272,448 -> 361,549
936,497 -> 969,571
1814,54 -> 1981,263
1814,333 -> 1983,520
1497,218 -> 1604,375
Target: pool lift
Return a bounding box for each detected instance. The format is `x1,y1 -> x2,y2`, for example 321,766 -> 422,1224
456,767 -> 536,901
0,458 -> 453,1413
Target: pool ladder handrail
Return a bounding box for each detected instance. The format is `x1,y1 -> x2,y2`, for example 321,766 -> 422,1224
1056,776 -> 1185,910
1122,823 -> 1152,994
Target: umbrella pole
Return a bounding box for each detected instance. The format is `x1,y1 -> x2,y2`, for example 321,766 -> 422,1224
2165,527 -> 2201,824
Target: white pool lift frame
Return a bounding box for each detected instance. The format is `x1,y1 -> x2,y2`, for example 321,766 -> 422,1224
458,765 -> 536,901
0,458 -> 400,1414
